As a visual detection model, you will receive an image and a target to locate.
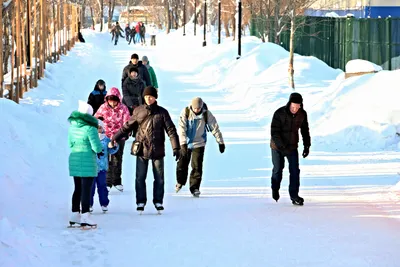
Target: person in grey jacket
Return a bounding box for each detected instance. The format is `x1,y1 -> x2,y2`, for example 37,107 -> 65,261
176,97 -> 225,197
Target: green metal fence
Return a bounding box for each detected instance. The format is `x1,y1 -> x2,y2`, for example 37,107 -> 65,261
250,16 -> 400,71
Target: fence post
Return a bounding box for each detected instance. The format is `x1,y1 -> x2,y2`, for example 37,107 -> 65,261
386,17 -> 392,70
345,16 -> 354,70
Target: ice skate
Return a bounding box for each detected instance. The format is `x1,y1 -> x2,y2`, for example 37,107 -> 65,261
291,196 -> 304,206
154,203 -> 164,215
115,185 -> 123,192
80,212 -> 97,229
175,183 -> 182,193
68,212 -> 80,227
137,203 -> 145,215
101,206 -> 108,213
192,189 -> 201,198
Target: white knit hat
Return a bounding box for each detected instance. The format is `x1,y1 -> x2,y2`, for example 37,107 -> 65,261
78,100 -> 93,115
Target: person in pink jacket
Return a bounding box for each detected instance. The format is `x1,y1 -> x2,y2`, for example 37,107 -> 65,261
95,87 -> 130,192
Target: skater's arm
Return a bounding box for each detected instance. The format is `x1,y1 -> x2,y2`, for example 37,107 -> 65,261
300,111 -> 311,148
270,110 -> 285,149
149,67 -> 158,88
88,127 -> 103,154
121,67 -> 128,87
163,111 -> 180,150
122,80 -> 135,108
205,111 -> 224,144
178,108 -> 188,145
87,93 -> 95,108
143,67 -> 152,87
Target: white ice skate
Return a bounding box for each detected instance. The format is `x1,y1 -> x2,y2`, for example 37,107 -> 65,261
89,206 -> 93,213
115,185 -> 123,192
101,206 -> 108,213
107,186 -> 111,192
68,212 -> 80,227
154,203 -> 164,215
175,183 -> 182,193
80,212 -> 97,230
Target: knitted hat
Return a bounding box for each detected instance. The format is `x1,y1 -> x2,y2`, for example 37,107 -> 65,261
78,100 -> 93,115
131,53 -> 139,59
289,93 -> 303,104
142,55 -> 148,62
143,86 -> 158,99
129,67 -> 139,74
191,97 -> 203,109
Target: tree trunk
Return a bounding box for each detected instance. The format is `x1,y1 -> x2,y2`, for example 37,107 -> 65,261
100,0 -> 104,31
166,1 -> 170,33
224,20 -> 230,37
288,10 -> 295,89
232,15 -> 236,41
90,7 -> 95,29
274,0 -> 280,44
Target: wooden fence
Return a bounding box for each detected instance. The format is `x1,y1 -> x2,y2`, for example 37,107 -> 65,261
1,0 -> 82,103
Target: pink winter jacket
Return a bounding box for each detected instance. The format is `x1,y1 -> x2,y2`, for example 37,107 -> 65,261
95,87 -> 130,138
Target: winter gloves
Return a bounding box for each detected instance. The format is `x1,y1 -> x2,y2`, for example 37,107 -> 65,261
97,151 -> 105,158
173,149 -> 182,161
302,146 -> 310,158
219,144 -> 225,153
180,144 -> 188,157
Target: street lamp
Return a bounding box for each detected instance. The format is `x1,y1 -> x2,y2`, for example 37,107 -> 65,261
202,0 -> 207,46
218,0 -> 221,44
183,0 -> 186,36
236,0 -> 242,59
194,0 -> 197,36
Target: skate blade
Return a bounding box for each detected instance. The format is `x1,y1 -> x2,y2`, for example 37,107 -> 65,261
292,201 -> 304,206
67,223 -> 80,228
157,211 -> 162,215
80,225 -> 97,230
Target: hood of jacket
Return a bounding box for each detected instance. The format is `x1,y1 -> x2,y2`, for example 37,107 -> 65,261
68,111 -> 98,128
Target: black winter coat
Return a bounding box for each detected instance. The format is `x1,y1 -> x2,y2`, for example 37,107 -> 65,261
270,103 -> 311,153
122,77 -> 145,109
114,103 -> 180,159
87,81 -> 107,114
121,61 -> 151,88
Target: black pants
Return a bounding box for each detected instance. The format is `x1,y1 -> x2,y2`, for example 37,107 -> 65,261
72,177 -> 94,213
135,157 -> 164,205
107,139 -> 125,187
150,35 -> 156,46
271,148 -> 300,198
128,33 -> 136,44
176,146 -> 205,193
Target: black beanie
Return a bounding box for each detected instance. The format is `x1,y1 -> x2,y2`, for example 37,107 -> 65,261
289,92 -> 303,104
129,67 -> 139,74
143,86 -> 158,99
131,53 -> 139,59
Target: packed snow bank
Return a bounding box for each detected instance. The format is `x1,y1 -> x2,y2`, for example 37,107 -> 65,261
346,59 -> 383,73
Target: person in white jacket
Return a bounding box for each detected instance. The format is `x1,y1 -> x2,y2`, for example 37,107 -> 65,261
148,24 -> 158,46
175,97 -> 225,197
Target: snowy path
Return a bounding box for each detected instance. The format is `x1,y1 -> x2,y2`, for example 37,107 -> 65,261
47,32 -> 400,266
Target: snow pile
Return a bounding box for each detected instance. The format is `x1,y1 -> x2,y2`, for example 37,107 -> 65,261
346,59 -> 383,73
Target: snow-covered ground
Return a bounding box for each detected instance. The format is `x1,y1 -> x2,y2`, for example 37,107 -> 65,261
1,25 -> 400,267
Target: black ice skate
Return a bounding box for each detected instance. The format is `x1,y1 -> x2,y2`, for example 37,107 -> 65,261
291,196 -> 304,206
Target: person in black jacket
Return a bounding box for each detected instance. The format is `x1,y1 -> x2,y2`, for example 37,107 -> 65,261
111,86 -> 181,213
87,79 -> 107,114
121,53 -> 151,88
270,92 -> 311,206
122,67 -> 145,115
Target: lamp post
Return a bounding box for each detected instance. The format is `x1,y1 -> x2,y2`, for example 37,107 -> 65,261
183,0 -> 186,36
236,0 -> 242,59
194,0 -> 197,36
202,0 -> 207,46
218,0 -> 221,44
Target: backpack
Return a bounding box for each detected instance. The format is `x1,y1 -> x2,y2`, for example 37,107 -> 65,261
185,103 -> 210,132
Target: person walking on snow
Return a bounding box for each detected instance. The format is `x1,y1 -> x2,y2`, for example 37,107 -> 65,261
270,92 -> 311,206
111,86 -> 181,213
148,24 -> 157,46
176,97 -> 225,197
121,53 -> 151,88
94,87 -> 130,192
142,56 -> 158,90
89,119 -> 119,213
122,66 -> 145,115
87,79 -> 107,115
68,101 -> 103,228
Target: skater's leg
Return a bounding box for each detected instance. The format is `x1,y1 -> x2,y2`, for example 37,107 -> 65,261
152,158 -> 165,204
176,149 -> 191,186
107,155 -> 115,187
113,140 -> 125,186
136,156 -> 149,205
271,148 -> 285,193
287,149 -> 300,198
189,146 -> 205,193
90,175 -> 97,207
81,177 -> 95,214
72,177 -> 82,212
97,170 -> 109,207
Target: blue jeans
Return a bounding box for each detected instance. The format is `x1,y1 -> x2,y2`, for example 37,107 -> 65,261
135,157 -> 164,205
271,148 -> 300,198
91,171 -> 109,207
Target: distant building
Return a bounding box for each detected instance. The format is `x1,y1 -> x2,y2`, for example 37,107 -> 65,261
305,0 -> 400,18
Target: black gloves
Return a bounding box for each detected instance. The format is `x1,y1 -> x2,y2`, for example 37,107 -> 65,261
302,146 -> 310,158
97,151 -> 104,158
219,144 -> 225,153
181,144 -> 188,157
173,149 -> 182,161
